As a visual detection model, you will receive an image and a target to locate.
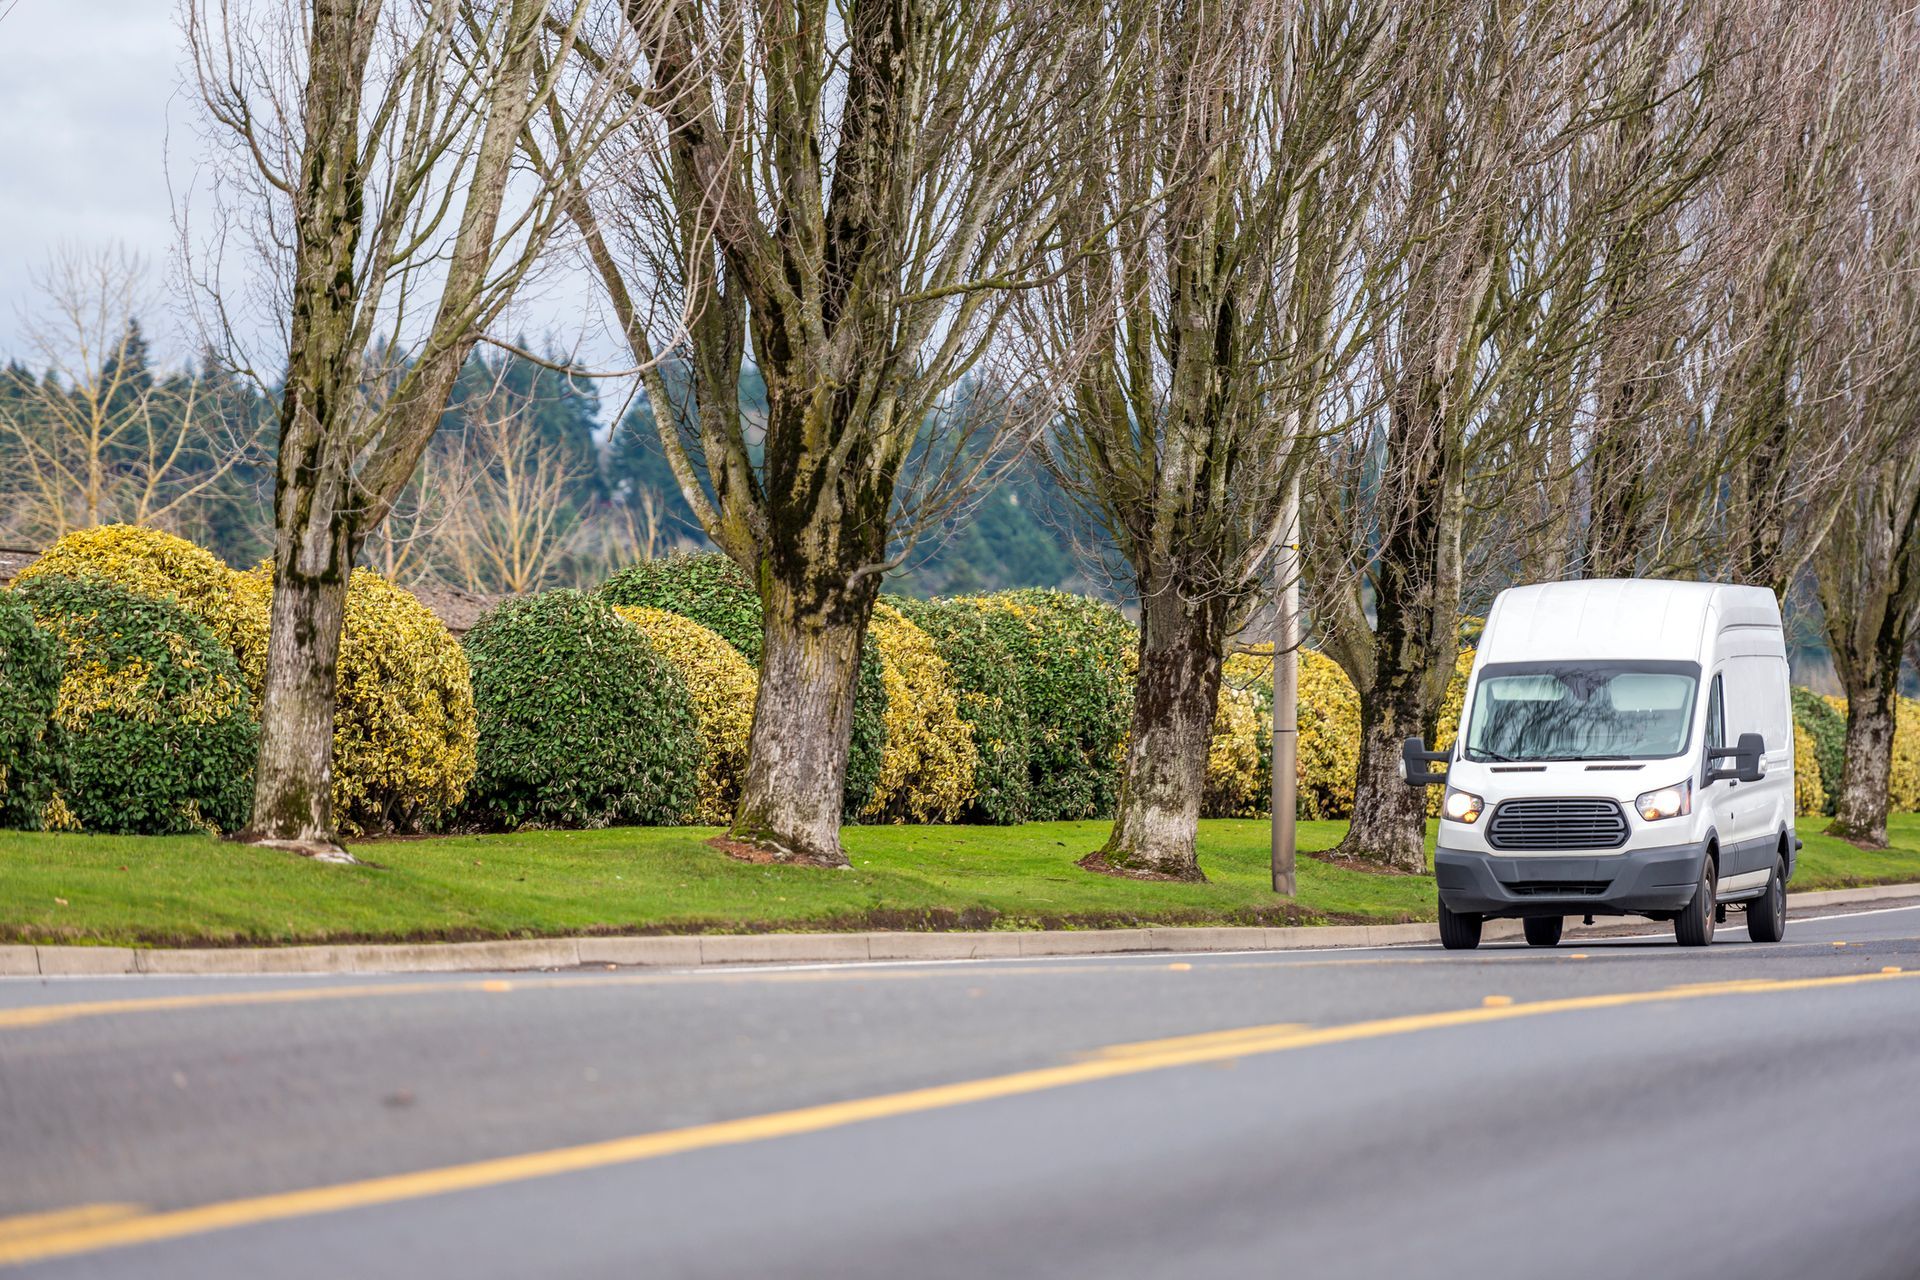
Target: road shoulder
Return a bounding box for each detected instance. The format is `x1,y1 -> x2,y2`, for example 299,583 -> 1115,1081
7,882 -> 1916,978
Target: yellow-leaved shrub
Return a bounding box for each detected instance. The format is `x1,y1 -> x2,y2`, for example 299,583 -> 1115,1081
865,603 -> 979,823
18,524 -> 270,707
1216,647 -> 1362,819
248,564 -> 475,834
613,605 -> 756,824
1426,648 -> 1475,817
1823,694 -> 1920,812
1202,676 -> 1265,817
1793,721 -> 1828,817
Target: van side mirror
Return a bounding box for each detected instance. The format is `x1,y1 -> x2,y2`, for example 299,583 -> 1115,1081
1706,732 -> 1765,784
1401,736 -> 1450,786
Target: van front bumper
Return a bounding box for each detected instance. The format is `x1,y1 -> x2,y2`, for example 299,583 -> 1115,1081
1435,842 -> 1708,919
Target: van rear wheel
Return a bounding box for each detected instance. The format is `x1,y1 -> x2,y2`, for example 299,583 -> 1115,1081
1747,856 -> 1787,943
1438,899 -> 1482,950
1523,916 -> 1563,947
1675,854 -> 1717,947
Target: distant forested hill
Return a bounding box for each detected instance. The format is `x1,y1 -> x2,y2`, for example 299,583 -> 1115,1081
607,369 -> 1085,597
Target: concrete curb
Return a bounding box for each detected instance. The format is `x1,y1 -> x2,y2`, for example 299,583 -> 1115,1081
10,882 -> 1918,979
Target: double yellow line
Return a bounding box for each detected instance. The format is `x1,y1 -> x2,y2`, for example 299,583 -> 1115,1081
1,966 -> 1912,1268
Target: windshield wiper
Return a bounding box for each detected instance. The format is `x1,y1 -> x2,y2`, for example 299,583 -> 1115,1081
1470,749 -> 1520,762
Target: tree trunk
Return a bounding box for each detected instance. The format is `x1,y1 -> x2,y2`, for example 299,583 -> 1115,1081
245,481 -> 357,860
1333,419 -> 1460,872
1829,678 -> 1898,849
730,576 -> 875,866
1342,690 -> 1433,872
1098,593 -> 1227,881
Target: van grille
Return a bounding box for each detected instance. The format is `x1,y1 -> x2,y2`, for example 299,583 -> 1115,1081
1486,799 -> 1629,851
1509,880 -> 1613,897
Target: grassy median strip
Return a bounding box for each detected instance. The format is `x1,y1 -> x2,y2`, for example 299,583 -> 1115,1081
0,816 -> 1916,949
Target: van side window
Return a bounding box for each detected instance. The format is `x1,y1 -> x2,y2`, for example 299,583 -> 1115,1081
1705,674 -> 1726,755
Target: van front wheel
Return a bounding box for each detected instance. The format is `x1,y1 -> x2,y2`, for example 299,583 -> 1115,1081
1675,854 -> 1717,947
1523,916 -> 1563,947
1748,856 -> 1787,943
1438,899 -> 1482,950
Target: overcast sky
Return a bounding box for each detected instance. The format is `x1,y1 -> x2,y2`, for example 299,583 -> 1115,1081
0,0 -> 615,395
0,1 -> 193,360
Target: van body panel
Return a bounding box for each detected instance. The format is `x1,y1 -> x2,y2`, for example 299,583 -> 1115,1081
1437,579 -> 1794,924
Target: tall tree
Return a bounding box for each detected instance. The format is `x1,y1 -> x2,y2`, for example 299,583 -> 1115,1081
1660,1 -> 1891,595
186,0 -> 627,856
1306,0 -> 1606,870
567,0 -> 1100,864
1030,0 -> 1395,879
1811,11 -> 1920,849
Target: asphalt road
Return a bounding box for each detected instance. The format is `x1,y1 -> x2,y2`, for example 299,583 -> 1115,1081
4,903 -> 1920,1280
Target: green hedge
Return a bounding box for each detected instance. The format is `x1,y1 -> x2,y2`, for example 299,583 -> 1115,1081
600,553 -> 765,658
961,589 -> 1135,821
1791,687 -> 1844,816
600,553 -> 887,818
888,594 -> 1033,824
0,592 -> 67,829
18,575 -> 255,834
463,590 -> 699,829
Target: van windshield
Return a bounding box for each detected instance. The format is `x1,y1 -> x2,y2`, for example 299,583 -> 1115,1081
1463,661 -> 1699,763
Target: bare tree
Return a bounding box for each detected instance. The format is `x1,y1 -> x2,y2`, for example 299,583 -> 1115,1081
186,0 -> 630,856
1811,12 -> 1920,849
0,247 -> 260,539
1673,1 -> 1892,596
1499,2 -> 1740,583
1305,0 -> 1623,870
435,376 -> 592,594
565,0 -> 1103,864
1029,0 -> 1395,879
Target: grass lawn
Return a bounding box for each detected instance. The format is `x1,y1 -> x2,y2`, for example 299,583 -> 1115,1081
1,815 -> 1917,949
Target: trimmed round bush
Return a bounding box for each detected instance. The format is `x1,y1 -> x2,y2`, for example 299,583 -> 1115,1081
613,605 -> 756,824
0,592 -> 67,829
600,552 -> 765,657
888,595 -> 1033,824
464,590 -> 698,829
962,589 -> 1135,821
19,524 -> 269,703
1790,687 -> 1844,814
245,565 -> 477,835
864,603 -> 978,823
18,574 -> 255,834
1219,647 -> 1361,820
600,553 -> 887,817
1793,721 -> 1828,817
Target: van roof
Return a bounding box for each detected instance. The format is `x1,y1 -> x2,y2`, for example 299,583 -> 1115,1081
1479,579 -> 1780,665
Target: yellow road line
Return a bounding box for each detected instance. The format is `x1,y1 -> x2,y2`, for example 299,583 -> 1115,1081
1,967 -> 1913,1269
0,956 -> 1462,1032
0,1205 -> 143,1246
1084,1024 -> 1311,1059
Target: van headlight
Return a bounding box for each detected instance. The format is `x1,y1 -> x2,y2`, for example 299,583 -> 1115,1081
1442,787 -> 1484,824
1635,779 -> 1692,822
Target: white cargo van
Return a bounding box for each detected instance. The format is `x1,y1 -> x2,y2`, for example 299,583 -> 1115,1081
1402,579 -> 1797,950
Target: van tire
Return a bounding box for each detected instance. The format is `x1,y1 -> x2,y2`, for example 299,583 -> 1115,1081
1438,900 -> 1482,950
1748,856 -> 1788,943
1675,854 -> 1717,947
1523,916 -> 1563,947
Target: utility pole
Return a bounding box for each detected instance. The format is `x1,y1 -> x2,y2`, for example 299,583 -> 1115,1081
1272,475 -> 1300,895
